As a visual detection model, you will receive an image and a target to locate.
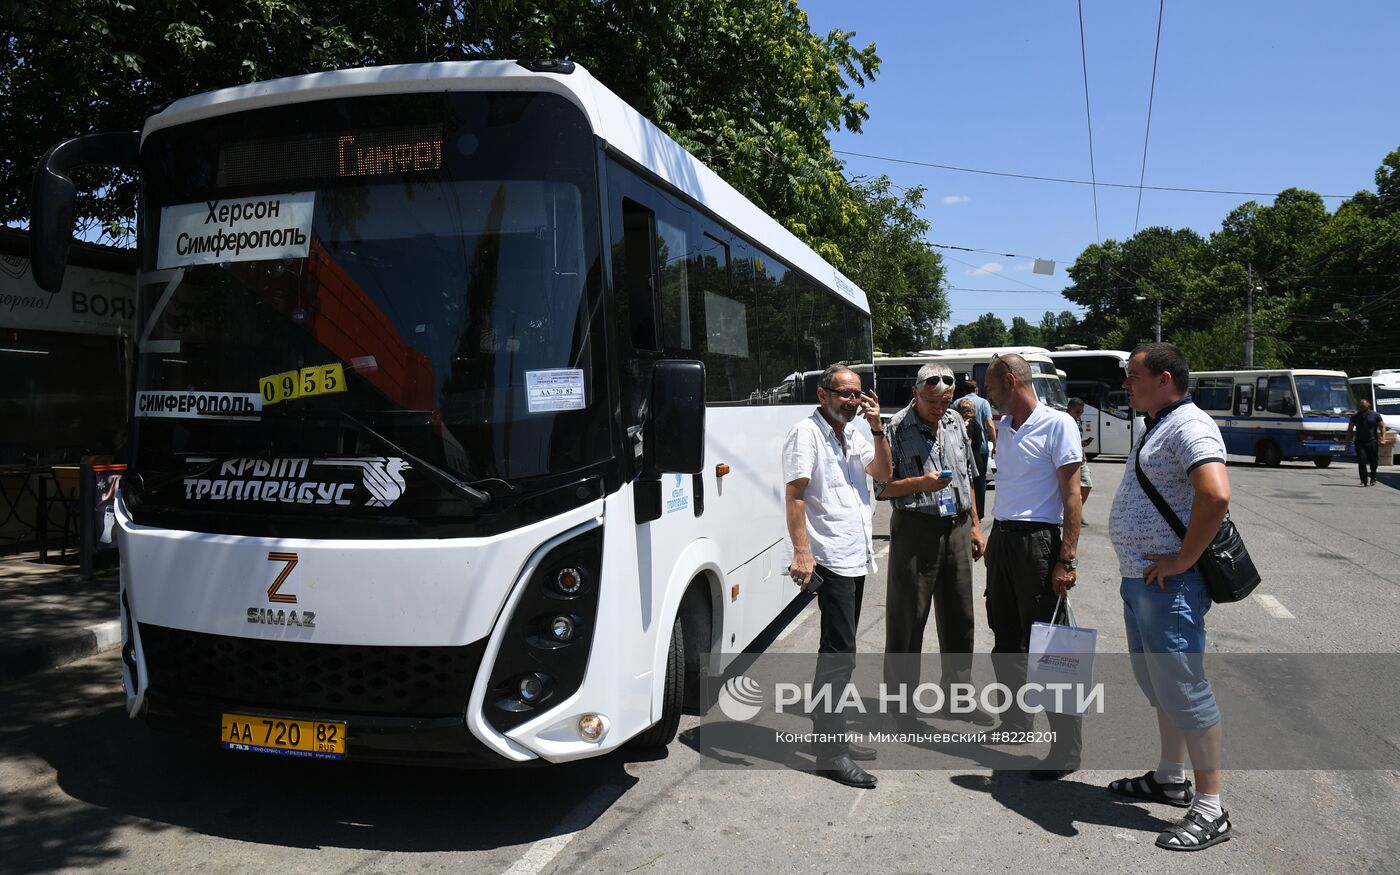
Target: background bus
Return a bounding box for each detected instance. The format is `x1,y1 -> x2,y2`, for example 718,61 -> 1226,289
873,346 -> 1068,417
1189,368 -> 1353,467
30,60 -> 874,766
1349,370 -> 1400,432
1048,349 -> 1145,457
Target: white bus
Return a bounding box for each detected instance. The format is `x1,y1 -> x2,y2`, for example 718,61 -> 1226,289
30,60 -> 874,765
1349,370 -> 1400,432
1048,349 -> 1145,457
1188,369 -> 1353,467
873,346 -> 1069,416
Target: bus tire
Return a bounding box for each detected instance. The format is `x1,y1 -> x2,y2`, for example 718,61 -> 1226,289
1256,440 -> 1282,467
1313,456 -> 1332,468
634,612 -> 684,748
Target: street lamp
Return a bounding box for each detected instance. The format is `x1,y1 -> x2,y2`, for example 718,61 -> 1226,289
1134,295 -> 1162,342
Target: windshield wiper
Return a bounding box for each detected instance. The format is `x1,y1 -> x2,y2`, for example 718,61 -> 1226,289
326,411 -> 493,509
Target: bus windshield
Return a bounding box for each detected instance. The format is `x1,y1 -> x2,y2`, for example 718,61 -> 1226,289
1294,375 -> 1354,416
1033,375 -> 1069,410
130,92 -> 609,536
1374,386 -> 1400,415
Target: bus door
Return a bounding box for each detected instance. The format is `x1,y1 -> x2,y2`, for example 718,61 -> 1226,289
1098,388 -> 1135,455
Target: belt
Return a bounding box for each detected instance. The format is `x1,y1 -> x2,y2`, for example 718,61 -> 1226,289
993,519 -> 1060,532
894,508 -> 969,525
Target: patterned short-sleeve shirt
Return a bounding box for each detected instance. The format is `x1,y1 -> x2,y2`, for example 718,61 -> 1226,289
1109,397 -> 1227,577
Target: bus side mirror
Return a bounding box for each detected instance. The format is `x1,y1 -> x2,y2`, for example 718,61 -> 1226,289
31,131 -> 140,292
649,360 -> 705,474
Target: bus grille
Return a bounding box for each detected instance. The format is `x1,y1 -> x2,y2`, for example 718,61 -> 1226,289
138,624 -> 483,717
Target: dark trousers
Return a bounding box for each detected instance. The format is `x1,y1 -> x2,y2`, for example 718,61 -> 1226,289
884,510 -> 974,696
1358,442 -> 1379,484
812,564 -> 864,761
972,452 -> 989,519
985,521 -> 1083,765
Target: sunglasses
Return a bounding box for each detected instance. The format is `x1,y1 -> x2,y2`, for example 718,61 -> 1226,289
922,375 -> 955,387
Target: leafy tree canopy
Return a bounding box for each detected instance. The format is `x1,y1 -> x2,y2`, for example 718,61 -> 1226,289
1,0 -> 947,353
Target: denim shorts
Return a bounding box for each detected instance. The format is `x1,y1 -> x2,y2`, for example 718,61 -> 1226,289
1120,570 -> 1220,730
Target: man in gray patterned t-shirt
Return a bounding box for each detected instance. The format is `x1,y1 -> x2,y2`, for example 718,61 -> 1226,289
1106,343 -> 1236,853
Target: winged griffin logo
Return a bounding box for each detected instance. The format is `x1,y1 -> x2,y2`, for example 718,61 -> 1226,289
315,457 -> 413,507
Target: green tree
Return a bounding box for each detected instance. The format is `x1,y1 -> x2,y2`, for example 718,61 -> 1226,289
1009,316 -> 1042,347
1038,309 -> 1085,349
835,177 -> 946,353
947,312 -> 1008,348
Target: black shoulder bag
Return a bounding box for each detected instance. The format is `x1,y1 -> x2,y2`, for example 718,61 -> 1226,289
1134,452 -> 1261,603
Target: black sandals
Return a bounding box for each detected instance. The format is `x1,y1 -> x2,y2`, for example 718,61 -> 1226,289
1107,770 -> 1194,808
1155,808 -> 1233,851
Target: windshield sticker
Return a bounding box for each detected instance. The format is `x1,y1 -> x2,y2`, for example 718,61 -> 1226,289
157,192 -> 315,270
183,457 -> 411,507
136,391 -> 262,420
260,363 -> 347,406
526,369 -> 586,413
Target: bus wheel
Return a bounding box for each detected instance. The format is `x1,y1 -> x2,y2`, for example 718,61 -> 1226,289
1313,457 -> 1332,469
1256,441 -> 1282,467
634,613 -> 684,748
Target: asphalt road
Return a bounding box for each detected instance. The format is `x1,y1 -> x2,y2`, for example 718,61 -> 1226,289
2,458 -> 1398,874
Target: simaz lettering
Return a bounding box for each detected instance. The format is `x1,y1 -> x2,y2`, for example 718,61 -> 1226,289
247,607 -> 316,627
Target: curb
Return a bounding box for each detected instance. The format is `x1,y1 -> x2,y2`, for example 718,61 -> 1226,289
0,620 -> 122,684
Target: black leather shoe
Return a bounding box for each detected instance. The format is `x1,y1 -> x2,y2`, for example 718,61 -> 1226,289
818,754 -> 878,788
1028,768 -> 1078,781
957,707 -> 997,727
846,743 -> 877,761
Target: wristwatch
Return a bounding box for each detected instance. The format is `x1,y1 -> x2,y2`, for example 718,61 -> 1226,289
1057,556 -> 1078,570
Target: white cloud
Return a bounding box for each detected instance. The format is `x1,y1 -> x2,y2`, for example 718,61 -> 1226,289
1011,260 -> 1036,272
942,195 -> 970,205
965,261 -> 1004,276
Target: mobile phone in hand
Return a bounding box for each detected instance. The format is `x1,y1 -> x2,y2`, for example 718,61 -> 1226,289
806,570 -> 826,594
939,468 -> 953,479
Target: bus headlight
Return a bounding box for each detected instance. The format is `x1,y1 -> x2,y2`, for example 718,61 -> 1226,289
550,615 -> 577,642
517,673 -> 550,704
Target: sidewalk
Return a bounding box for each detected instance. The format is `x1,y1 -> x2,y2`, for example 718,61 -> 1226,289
0,551 -> 120,683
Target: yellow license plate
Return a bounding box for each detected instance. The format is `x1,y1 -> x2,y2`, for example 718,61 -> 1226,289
221,712 -> 346,760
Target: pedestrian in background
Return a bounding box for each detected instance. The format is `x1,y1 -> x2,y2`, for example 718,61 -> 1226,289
877,365 -> 990,728
961,379 -> 996,518
1066,397 -> 1094,510
980,353 -> 1084,779
783,364 -> 892,789
1106,342 -> 1233,852
1345,398 -> 1387,486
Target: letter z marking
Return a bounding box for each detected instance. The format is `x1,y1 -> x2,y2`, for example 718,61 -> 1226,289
266,551 -> 299,604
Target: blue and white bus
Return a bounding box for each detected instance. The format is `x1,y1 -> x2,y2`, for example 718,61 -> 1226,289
1188,368 -> 1353,467
30,60 -> 874,765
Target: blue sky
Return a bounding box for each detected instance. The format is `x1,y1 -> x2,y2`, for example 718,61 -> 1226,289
800,0 -> 1400,332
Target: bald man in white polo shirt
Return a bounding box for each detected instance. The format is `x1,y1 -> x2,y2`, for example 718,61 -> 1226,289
982,352 -> 1084,780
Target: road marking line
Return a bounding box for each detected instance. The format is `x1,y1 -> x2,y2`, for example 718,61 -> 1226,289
501,785 -> 624,875
847,790 -> 866,818
775,602 -> 815,643
1254,594 -> 1296,619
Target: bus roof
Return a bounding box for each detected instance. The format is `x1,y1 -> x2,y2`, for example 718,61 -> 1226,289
1194,368 -> 1349,378
1047,349 -> 1132,361
142,60 -> 869,314
889,345 -> 1053,362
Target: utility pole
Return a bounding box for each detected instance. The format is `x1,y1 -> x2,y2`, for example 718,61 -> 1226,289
1245,264 -> 1256,367
1155,297 -> 1162,343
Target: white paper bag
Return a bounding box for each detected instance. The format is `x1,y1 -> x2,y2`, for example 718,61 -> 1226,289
1026,596 -> 1098,715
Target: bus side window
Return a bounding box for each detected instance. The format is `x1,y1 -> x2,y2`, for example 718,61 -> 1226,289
620,198 -> 660,351
1233,383 -> 1253,417
1265,375 -> 1295,415
1255,377 -> 1269,412
698,230 -> 760,404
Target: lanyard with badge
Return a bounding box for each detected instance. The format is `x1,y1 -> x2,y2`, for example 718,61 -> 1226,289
925,422 -> 959,516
